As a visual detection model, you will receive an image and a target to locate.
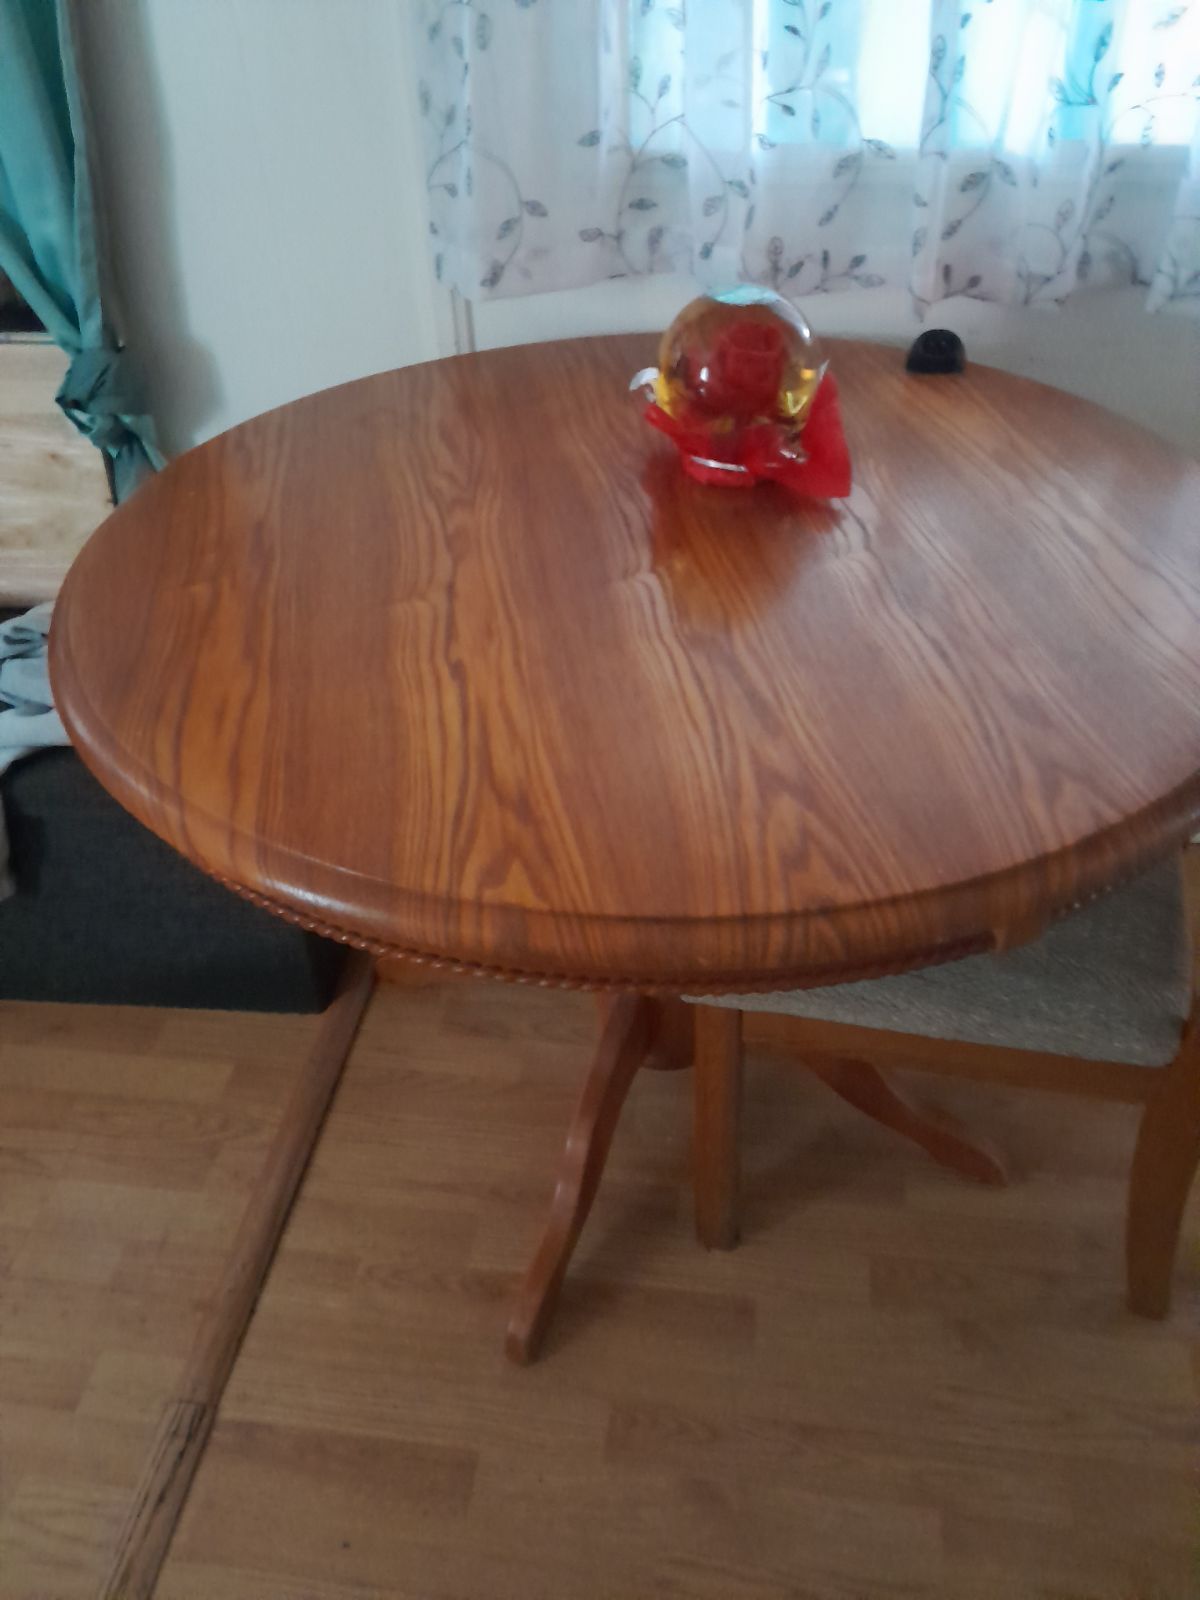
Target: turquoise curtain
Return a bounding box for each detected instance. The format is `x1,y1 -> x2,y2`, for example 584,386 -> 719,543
0,0 -> 162,501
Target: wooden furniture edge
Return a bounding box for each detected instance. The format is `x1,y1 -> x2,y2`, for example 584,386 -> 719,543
740,1010 -> 1158,1103
46,595 -> 1200,993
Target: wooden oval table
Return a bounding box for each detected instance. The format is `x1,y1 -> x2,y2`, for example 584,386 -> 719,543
53,335 -> 1200,1380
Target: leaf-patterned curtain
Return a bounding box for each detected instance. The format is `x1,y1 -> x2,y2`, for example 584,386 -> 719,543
416,0 -> 1200,315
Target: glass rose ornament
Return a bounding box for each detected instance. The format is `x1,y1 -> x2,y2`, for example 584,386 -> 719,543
630,286 -> 852,498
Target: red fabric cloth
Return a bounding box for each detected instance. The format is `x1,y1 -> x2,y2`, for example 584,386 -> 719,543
643,370 -> 852,499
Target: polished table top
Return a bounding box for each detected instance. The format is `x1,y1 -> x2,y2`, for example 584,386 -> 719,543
51,336 -> 1200,991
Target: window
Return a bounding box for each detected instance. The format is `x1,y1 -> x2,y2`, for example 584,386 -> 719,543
739,0 -> 1200,154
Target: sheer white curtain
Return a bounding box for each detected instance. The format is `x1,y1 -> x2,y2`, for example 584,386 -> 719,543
416,0 -> 1200,314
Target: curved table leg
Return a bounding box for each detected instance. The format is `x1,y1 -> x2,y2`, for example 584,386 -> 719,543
507,993 -> 654,1364
811,1058 -> 1008,1186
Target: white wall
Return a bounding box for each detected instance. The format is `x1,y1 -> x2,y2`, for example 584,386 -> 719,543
79,1 -> 1199,459
78,0 -> 451,455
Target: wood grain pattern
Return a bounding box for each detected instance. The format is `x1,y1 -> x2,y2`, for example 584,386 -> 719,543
4,980 -> 1200,1599
0,341 -> 110,603
0,998 -> 325,1599
50,336 -> 1200,990
97,952 -> 374,1598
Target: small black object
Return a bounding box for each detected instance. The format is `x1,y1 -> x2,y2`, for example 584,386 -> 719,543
905,328 -> 966,374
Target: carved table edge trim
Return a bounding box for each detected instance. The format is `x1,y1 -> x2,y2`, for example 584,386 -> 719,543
202,864 -> 1146,998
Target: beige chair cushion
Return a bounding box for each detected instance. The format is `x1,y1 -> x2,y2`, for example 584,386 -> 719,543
688,859 -> 1191,1067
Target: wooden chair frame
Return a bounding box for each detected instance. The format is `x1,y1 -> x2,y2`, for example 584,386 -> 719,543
693,856 -> 1200,1319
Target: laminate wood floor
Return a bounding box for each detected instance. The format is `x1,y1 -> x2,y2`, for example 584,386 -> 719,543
1,977 -> 1196,1599
0,340 -> 110,604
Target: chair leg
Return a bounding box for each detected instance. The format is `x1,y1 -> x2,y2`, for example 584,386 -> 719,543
694,1005 -> 743,1250
1127,1050 -> 1200,1318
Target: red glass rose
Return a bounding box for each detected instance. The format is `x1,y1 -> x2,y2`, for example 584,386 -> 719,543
629,287 -> 852,499
707,319 -> 788,417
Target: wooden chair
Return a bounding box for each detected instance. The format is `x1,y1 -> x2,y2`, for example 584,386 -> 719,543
688,853 -> 1200,1317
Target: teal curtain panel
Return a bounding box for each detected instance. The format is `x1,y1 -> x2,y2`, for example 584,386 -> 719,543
0,0 -> 162,499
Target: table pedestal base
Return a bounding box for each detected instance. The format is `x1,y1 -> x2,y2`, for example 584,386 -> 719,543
809,1058 -> 1008,1188
511,999 -> 1008,1362
506,995 -> 654,1363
